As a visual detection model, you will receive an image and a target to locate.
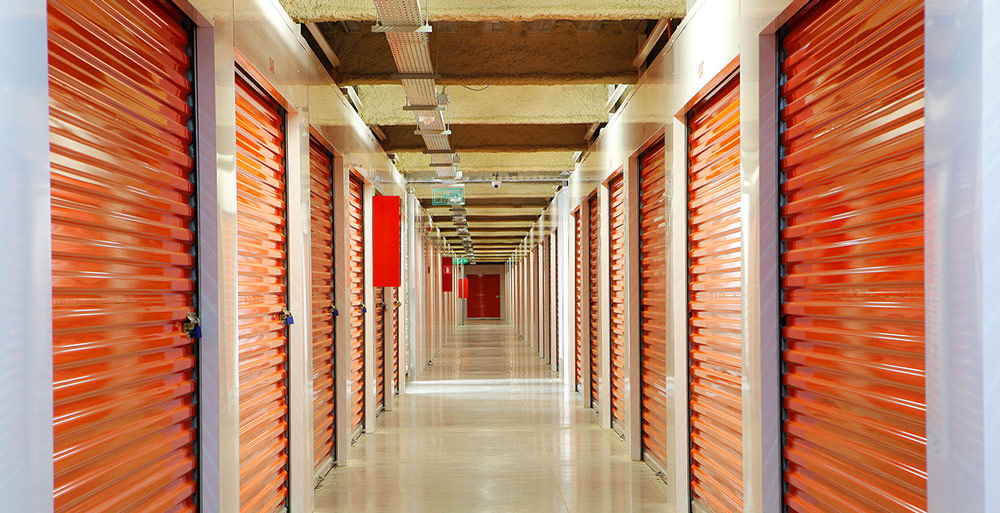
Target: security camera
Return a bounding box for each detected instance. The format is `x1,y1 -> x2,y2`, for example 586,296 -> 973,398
490,174 -> 501,189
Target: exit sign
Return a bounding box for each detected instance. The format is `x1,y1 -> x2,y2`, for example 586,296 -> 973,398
432,187 -> 465,205
453,257 -> 469,265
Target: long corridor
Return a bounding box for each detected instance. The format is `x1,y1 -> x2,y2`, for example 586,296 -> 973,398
315,323 -> 670,513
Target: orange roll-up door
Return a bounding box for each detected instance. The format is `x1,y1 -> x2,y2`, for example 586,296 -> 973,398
575,211 -> 583,390
375,288 -> 385,411
608,172 -> 626,429
779,1 -> 926,511
348,173 -> 366,435
639,138 -> 668,470
49,0 -> 197,510
554,229 -> 559,371
309,136 -> 335,473
236,70 -> 289,513
588,193 -> 601,410
687,75 -> 742,513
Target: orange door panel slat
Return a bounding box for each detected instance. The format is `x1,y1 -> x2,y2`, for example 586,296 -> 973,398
348,174 -> 366,434
780,0 -> 926,511
688,75 -> 742,513
639,138 -> 669,470
49,1 -> 198,511
236,71 -> 289,513
608,172 -> 626,428
309,137 -> 335,473
575,211 -> 583,390
588,194 -> 601,410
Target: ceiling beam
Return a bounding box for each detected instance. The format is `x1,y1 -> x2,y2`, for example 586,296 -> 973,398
354,85 -> 608,125
398,151 -> 575,173
311,20 -> 653,85
282,1 -> 684,24
380,123 -> 590,152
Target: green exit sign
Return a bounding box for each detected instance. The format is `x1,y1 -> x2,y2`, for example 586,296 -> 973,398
453,257 -> 469,265
432,187 -> 465,205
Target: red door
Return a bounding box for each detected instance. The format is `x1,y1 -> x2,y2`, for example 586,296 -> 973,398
468,274 -> 502,318
50,1 -> 198,510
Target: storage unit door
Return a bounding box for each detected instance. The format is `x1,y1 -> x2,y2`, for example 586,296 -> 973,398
575,211 -> 583,390
49,1 -> 197,510
639,138 -> 668,471
687,75 -> 742,513
588,194 -> 601,410
309,136 -> 335,474
609,172 -> 626,429
554,230 -> 559,371
236,70 -> 289,513
348,173 -> 366,435
393,287 -> 400,394
779,0 -> 926,511
376,288 -> 385,411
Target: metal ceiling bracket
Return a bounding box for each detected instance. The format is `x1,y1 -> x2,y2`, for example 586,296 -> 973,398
371,24 -> 433,33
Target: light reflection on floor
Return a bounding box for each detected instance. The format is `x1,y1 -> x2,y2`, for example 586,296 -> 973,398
314,323 -> 671,513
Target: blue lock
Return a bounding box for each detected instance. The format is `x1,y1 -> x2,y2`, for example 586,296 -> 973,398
280,307 -> 294,326
181,313 -> 202,339
361,305 -> 367,314
329,306 -> 339,317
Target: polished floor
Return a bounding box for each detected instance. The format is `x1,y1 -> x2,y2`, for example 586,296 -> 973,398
315,323 -> 671,513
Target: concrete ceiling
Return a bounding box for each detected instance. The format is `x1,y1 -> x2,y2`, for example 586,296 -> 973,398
291,0 -> 684,262
283,0 -> 684,22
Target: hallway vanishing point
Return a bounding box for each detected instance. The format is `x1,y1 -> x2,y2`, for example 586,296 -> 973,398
315,323 -> 670,513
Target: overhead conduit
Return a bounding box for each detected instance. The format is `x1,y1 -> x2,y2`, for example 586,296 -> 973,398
372,0 -> 457,177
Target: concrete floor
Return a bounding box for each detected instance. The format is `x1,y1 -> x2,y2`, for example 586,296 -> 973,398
315,323 -> 671,513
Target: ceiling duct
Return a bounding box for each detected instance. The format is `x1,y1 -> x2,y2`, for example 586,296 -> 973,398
372,0 -> 458,179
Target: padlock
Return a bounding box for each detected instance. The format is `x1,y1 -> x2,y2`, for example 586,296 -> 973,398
279,307 -> 294,326
361,304 -> 367,314
181,312 -> 202,339
328,305 -> 339,317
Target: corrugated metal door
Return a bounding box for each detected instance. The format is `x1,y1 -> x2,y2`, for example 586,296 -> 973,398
588,193 -> 601,410
687,75 -> 742,513
348,173 -> 366,435
608,172 -> 626,429
639,138 -> 668,470
780,1 -> 926,511
49,0 -> 198,510
575,210 -> 583,390
554,229 -> 559,371
236,70 -> 289,513
376,288 -> 385,411
309,136 -> 335,474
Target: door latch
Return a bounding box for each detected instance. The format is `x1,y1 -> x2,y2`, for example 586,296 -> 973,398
181,313 -> 202,338
279,307 -> 294,326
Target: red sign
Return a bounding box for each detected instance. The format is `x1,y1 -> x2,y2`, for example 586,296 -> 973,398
459,278 -> 469,299
442,257 -> 453,292
372,195 -> 401,287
